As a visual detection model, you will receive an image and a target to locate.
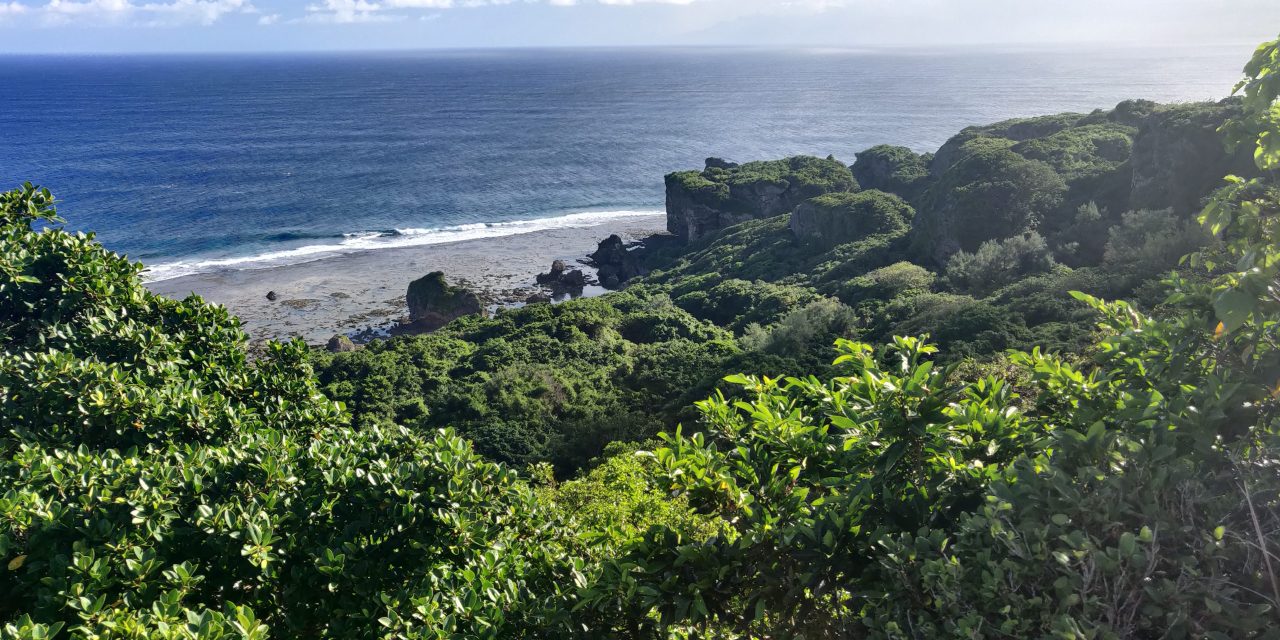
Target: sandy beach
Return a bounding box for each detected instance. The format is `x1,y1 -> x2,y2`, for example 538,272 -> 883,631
147,213 -> 667,345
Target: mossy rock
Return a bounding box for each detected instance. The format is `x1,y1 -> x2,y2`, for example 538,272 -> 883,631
400,271 -> 486,334
665,155 -> 857,242
851,145 -> 933,202
790,190 -> 913,249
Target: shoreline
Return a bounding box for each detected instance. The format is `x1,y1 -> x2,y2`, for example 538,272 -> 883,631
146,212 -> 667,345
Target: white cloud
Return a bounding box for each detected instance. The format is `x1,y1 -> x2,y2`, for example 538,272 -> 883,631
5,0 -> 834,28
26,0 -> 254,25
300,0 -> 400,23
382,0 -> 453,8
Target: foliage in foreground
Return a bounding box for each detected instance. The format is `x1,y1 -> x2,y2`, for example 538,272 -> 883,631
0,186 -> 579,638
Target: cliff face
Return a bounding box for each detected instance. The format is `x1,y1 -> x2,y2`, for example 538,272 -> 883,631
789,190 -> 913,249
850,145 -> 932,203
666,156 -> 856,242
907,98 -> 1256,267
1129,99 -> 1256,214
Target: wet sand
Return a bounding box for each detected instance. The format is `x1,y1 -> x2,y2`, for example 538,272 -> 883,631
147,213 -> 667,345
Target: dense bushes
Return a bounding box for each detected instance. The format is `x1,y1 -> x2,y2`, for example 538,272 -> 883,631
945,231 -> 1059,297
313,288 -> 744,472
0,185 -> 579,638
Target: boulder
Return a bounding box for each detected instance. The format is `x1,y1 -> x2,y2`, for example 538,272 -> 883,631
265,290 -> 278,301
588,234 -> 644,288
535,259 -> 567,284
395,271 -> 485,335
525,292 -> 552,305
560,269 -> 586,289
326,334 -> 357,353
534,259 -> 587,293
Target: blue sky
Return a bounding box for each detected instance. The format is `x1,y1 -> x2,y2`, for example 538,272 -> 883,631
0,0 -> 1277,53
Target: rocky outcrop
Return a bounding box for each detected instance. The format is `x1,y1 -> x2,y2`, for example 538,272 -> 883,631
395,271 -> 485,335
536,260 -> 568,285
704,157 -> 739,170
907,98 -> 1251,267
912,146 -> 1068,266
665,156 -> 857,242
1107,99 -> 1159,128
1129,99 -> 1256,214
589,234 -> 645,289
929,112 -> 1085,176
536,260 -> 586,294
790,190 -> 914,249
850,145 -> 933,203
326,334 -> 357,353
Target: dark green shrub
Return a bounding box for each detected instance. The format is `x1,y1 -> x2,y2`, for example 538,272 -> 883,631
945,231 -> 1059,297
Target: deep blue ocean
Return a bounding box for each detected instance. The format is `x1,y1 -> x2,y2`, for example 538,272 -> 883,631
0,46 -> 1246,279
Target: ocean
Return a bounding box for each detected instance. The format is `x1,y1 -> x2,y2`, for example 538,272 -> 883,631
0,46 -> 1246,280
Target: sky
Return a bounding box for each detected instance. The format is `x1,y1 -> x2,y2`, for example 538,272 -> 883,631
0,0 -> 1277,53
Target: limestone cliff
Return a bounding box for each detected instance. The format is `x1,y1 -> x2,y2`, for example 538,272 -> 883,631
1129,99 -> 1256,214
665,156 -> 856,242
789,190 -> 913,249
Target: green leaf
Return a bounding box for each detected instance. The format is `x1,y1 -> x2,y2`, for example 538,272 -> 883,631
1213,289 -> 1256,333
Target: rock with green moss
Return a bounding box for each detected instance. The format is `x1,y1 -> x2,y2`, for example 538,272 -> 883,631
397,271 -> 486,334
326,334 -> 357,353
789,190 -> 913,249
665,156 -> 856,242
912,145 -> 1067,265
850,145 -> 933,202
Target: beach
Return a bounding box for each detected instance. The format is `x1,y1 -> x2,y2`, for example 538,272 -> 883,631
147,213 -> 667,345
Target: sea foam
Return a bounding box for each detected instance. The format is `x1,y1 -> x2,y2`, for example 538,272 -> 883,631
143,209 -> 664,282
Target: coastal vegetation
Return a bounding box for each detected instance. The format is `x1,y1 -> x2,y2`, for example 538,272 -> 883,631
3,34 -> 1280,638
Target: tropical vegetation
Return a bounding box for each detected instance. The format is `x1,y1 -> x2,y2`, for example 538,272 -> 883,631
2,34 -> 1279,639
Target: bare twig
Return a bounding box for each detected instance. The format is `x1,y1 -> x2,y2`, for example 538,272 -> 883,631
1240,474 -> 1280,615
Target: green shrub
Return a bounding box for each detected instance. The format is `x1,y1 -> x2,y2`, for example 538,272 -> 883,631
1102,208 -> 1214,276
738,297 -> 857,356
840,261 -> 935,304
945,231 -> 1059,297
